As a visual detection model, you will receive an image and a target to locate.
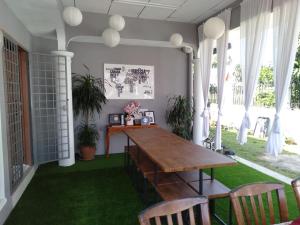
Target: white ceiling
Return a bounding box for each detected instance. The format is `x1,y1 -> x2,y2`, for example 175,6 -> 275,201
61,0 -> 237,24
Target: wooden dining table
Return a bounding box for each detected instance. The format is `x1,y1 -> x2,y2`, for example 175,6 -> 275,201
124,127 -> 237,196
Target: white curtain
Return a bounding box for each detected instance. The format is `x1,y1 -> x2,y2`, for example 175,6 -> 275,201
215,9 -> 231,150
266,0 -> 300,157
198,25 -> 213,139
237,0 -> 272,144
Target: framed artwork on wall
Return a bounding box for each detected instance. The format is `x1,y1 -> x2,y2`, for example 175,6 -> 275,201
144,111 -> 155,124
104,63 -> 154,99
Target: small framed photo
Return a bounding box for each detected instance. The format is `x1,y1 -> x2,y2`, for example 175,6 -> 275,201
108,114 -> 121,126
144,111 -> 155,124
141,116 -> 150,125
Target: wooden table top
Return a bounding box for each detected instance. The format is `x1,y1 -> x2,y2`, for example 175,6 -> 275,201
124,127 -> 237,172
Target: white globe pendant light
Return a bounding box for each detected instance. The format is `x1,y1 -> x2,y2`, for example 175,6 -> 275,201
109,15 -> 125,31
102,28 -> 120,47
169,33 -> 183,47
203,17 -> 225,40
63,0 -> 83,27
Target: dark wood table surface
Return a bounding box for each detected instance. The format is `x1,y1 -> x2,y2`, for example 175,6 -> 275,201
124,127 -> 236,173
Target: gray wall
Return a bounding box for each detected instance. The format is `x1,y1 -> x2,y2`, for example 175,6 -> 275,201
64,12 -> 197,155
69,42 -> 189,155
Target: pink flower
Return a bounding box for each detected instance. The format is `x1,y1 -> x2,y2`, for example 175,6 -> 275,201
123,101 -> 140,115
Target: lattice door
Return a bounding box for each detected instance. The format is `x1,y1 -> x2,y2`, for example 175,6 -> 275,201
30,53 -> 70,164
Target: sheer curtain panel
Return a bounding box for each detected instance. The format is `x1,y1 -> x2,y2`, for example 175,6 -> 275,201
215,9 -> 231,150
198,25 -> 213,139
266,0 -> 300,156
237,0 -> 272,144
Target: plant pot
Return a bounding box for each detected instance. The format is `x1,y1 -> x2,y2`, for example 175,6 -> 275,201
126,117 -> 134,126
80,146 -> 96,160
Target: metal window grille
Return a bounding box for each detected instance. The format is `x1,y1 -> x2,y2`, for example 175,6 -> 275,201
30,53 -> 70,164
3,36 -> 24,192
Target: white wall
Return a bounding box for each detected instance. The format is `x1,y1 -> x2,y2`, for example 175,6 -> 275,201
0,0 -> 32,50
0,0 -> 33,224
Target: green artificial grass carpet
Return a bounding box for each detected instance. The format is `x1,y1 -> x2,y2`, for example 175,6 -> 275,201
4,154 -> 300,225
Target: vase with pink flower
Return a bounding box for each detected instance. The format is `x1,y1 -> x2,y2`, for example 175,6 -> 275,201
123,101 -> 140,126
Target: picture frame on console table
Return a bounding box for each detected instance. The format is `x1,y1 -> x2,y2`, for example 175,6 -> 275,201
144,111 -> 155,124
108,114 -> 122,126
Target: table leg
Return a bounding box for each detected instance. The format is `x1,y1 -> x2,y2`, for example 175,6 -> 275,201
154,165 -> 158,186
228,199 -> 233,225
211,168 -> 214,180
105,131 -> 110,158
126,136 -> 130,171
199,169 -> 203,195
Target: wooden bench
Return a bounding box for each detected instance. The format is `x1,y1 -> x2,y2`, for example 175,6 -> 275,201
177,171 -> 231,199
126,145 -> 157,177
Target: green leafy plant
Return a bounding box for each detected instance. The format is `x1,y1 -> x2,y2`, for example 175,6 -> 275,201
258,66 -> 273,86
255,91 -> 275,107
290,34 -> 300,109
255,65 -> 275,107
166,95 -> 193,140
72,65 -> 107,147
77,124 -> 99,147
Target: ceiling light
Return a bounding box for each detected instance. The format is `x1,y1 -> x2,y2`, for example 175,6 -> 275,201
63,0 -> 83,27
203,17 -> 225,40
109,15 -> 126,31
170,33 -> 183,47
102,28 -> 120,47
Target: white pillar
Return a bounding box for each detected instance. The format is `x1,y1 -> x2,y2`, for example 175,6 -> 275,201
187,52 -> 194,108
193,58 -> 204,145
51,51 -> 75,167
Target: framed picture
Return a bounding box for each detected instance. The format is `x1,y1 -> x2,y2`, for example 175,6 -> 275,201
141,116 -> 150,125
104,63 -> 154,99
144,111 -> 155,124
108,114 -> 121,126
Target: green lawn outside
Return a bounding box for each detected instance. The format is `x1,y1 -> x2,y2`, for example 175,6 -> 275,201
221,128 -> 300,178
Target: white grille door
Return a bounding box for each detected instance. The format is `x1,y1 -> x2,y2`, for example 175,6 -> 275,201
30,53 -> 70,164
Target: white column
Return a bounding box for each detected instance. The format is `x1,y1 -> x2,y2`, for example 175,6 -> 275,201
187,52 -> 194,108
51,51 -> 75,167
193,58 -> 204,145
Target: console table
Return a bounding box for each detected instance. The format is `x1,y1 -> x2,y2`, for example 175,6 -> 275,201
105,124 -> 158,158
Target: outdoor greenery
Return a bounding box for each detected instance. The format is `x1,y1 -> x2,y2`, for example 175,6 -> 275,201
72,65 -> 107,147
219,128 -> 300,178
166,95 -> 193,140
290,35 -> 300,109
4,154 -> 299,225
255,65 -> 275,107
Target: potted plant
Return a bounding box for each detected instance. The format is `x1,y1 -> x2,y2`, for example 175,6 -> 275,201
72,65 -> 107,160
166,95 -> 193,140
123,101 -> 141,126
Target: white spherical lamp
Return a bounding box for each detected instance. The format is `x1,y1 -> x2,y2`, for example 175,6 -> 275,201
63,6 -> 83,26
170,33 -> 183,47
102,28 -> 120,47
203,17 -> 225,40
109,15 -> 125,31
